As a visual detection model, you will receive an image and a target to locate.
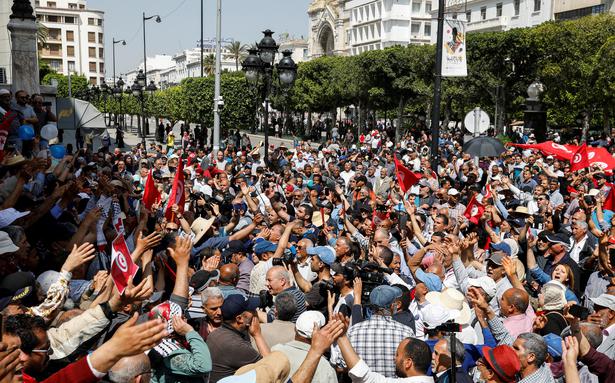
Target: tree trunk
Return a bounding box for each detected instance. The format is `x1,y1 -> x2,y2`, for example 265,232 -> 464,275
396,97 -> 406,143
581,111 -> 590,143
604,106 -> 611,137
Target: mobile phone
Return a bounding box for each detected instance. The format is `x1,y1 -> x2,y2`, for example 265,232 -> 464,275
569,304 -> 590,320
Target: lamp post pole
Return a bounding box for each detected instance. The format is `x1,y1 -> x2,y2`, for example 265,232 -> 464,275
112,38 -> 126,88
200,0 -> 204,78
212,0 -> 222,151
142,13 -> 161,137
430,0 -> 446,170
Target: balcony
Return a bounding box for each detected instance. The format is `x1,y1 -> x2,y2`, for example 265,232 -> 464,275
467,16 -> 509,32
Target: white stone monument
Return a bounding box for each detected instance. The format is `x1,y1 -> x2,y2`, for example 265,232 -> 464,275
8,0 -> 40,95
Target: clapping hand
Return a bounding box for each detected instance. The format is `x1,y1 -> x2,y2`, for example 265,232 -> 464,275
561,336 -> 580,366
168,236 -> 192,267
172,316 -> 194,336
62,243 -> 96,273
135,231 -> 162,256
501,256 -> 517,278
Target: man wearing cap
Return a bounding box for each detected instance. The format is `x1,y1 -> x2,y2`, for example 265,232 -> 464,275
476,345 -> 521,383
248,240 -> 278,294
588,293 -> 615,358
346,285 -> 415,377
443,188 -> 466,222
271,310 -> 338,382
206,294 -> 270,382
543,232 -> 581,297
224,240 -> 253,294
484,250 -> 514,313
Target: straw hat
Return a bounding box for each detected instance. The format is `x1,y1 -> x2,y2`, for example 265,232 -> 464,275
426,288 -> 471,324
191,216 -> 215,244
311,211 -> 330,227
512,206 -> 530,216
1,154 -> 26,167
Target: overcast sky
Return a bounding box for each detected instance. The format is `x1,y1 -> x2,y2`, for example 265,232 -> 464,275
89,0 -> 312,74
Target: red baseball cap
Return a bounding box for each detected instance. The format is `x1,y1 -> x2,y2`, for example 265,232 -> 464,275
481,345 -> 521,383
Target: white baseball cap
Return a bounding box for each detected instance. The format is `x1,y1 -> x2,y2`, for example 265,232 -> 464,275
295,311 -> 325,339
448,188 -> 460,196
0,208 -> 30,229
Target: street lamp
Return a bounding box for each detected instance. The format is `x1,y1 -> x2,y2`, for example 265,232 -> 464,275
112,38 -> 126,88
113,77 -> 124,129
134,70 -> 147,149
242,30 -> 297,165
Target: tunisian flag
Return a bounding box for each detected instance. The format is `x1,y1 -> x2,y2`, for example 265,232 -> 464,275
570,143 -> 590,172
165,158 -> 185,221
142,169 -> 161,210
603,182 -> 615,212
393,155 -> 421,194
464,193 -> 485,225
111,235 -> 139,295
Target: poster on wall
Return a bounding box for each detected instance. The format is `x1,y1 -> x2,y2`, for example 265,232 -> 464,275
441,19 -> 468,77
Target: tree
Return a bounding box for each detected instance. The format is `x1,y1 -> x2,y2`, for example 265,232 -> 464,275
202,54 -> 215,77
41,72 -> 88,98
227,41 -> 247,71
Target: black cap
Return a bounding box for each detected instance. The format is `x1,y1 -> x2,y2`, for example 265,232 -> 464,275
190,270 -> 220,293
222,240 -> 246,258
221,294 -> 260,321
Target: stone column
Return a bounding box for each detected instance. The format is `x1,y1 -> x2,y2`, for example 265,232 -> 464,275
8,0 -> 40,95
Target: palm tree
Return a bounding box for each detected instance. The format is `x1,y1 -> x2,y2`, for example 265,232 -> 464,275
36,21 -> 48,49
227,41 -> 247,71
202,54 -> 215,76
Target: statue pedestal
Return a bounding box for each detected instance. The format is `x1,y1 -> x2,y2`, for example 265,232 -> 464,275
8,18 -> 40,95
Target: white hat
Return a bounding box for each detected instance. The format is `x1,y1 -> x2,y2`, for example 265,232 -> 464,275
0,89 -> 10,95
542,280 -> 567,311
588,189 -> 601,197
0,231 -> 18,254
0,208 -> 30,229
78,193 -> 91,200
590,293 -> 615,311
502,238 -> 519,258
420,304 -> 453,329
426,288 -> 471,324
295,311 -> 325,339
468,277 -> 497,300
447,188 -> 460,196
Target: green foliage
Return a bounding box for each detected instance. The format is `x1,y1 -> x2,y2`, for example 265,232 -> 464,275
39,60 -> 55,83
42,72 -> 88,98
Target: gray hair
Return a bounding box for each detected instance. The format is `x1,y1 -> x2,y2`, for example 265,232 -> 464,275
275,291 -> 297,321
518,333 -> 548,366
580,322 -> 603,349
441,337 -> 465,365
201,287 -> 223,305
108,354 -> 151,383
573,220 -> 588,231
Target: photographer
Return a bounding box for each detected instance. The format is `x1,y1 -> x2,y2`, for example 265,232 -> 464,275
290,246 -> 336,318
328,262 -> 355,319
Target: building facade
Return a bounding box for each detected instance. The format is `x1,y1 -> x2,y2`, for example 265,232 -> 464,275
34,0 -> 105,84
279,38 -> 310,63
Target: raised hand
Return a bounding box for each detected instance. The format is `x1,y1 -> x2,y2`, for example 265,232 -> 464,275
168,236 -> 192,267
561,336 -> 580,366
0,342 -> 21,381
501,256 -> 517,278
202,254 -> 220,271
467,286 -> 489,312
310,317 -> 345,355
135,231 -> 162,255
107,313 -> 167,357
62,242 -> 96,273
172,316 -> 194,336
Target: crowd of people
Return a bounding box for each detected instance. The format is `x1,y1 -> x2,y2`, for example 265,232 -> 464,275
1,88 -> 615,383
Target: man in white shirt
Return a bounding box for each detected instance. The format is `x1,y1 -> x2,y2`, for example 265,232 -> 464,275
340,162 -> 356,188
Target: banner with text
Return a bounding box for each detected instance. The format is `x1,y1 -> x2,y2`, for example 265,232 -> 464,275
442,19 -> 468,77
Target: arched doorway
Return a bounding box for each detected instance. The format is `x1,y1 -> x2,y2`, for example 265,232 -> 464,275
318,23 -> 335,56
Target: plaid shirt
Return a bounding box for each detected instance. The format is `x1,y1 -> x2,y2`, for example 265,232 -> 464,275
348,314 -> 415,378
488,316 -> 555,383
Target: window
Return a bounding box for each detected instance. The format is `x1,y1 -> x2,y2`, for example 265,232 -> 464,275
64,16 -> 75,24
79,4 -> 84,9
424,23 -> 431,36
67,46 -> 75,56
66,30 -> 74,41
68,3 -> 77,8
514,0 -> 520,15
481,7 -> 487,20
497,3 -> 503,16
412,1 -> 421,13
99,48 -> 104,58
534,0 -> 541,12
426,2 -> 432,12
89,77 -> 97,85
88,47 -> 96,58
47,15 -> 58,22
88,32 -> 95,43
466,11 -> 472,22
88,18 -> 95,25
89,62 -> 97,72
67,61 -> 75,72
98,33 -> 103,43
98,19 -> 103,26
99,63 -> 104,73
0,68 -> 7,84
48,28 -> 61,40
411,22 -> 421,35
47,59 -> 62,71
47,2 -> 56,7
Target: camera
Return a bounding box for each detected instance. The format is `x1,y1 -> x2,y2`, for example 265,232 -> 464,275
321,279 -> 335,292
258,290 -> 273,309
357,262 -> 387,302
434,320 -> 462,333
569,304 -> 590,320
272,252 -> 295,266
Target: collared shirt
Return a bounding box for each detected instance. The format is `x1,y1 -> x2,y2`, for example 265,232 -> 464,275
297,257 -> 318,282
569,234 -> 588,263
348,315 -> 415,377
272,340 -> 338,383
207,323 -> 261,383
254,320 -> 296,349
503,313 -> 534,340
349,359 -> 434,383
583,271 -> 611,309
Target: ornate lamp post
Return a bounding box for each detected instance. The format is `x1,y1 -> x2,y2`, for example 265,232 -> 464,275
133,70 -> 147,149
524,79 -> 546,143
242,30 -> 297,165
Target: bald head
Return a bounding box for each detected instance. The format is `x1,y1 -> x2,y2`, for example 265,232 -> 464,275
266,266 -> 292,295
502,287 -> 529,315
108,354 -> 151,383
427,263 -> 444,280
219,263 -> 239,286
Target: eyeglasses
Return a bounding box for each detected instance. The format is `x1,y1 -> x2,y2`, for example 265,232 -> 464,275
31,346 -> 53,355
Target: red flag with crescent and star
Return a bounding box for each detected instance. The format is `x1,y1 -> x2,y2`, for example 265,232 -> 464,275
393,155 -> 421,194
110,234 -> 139,295
570,143 -> 590,172
165,158 -> 185,221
